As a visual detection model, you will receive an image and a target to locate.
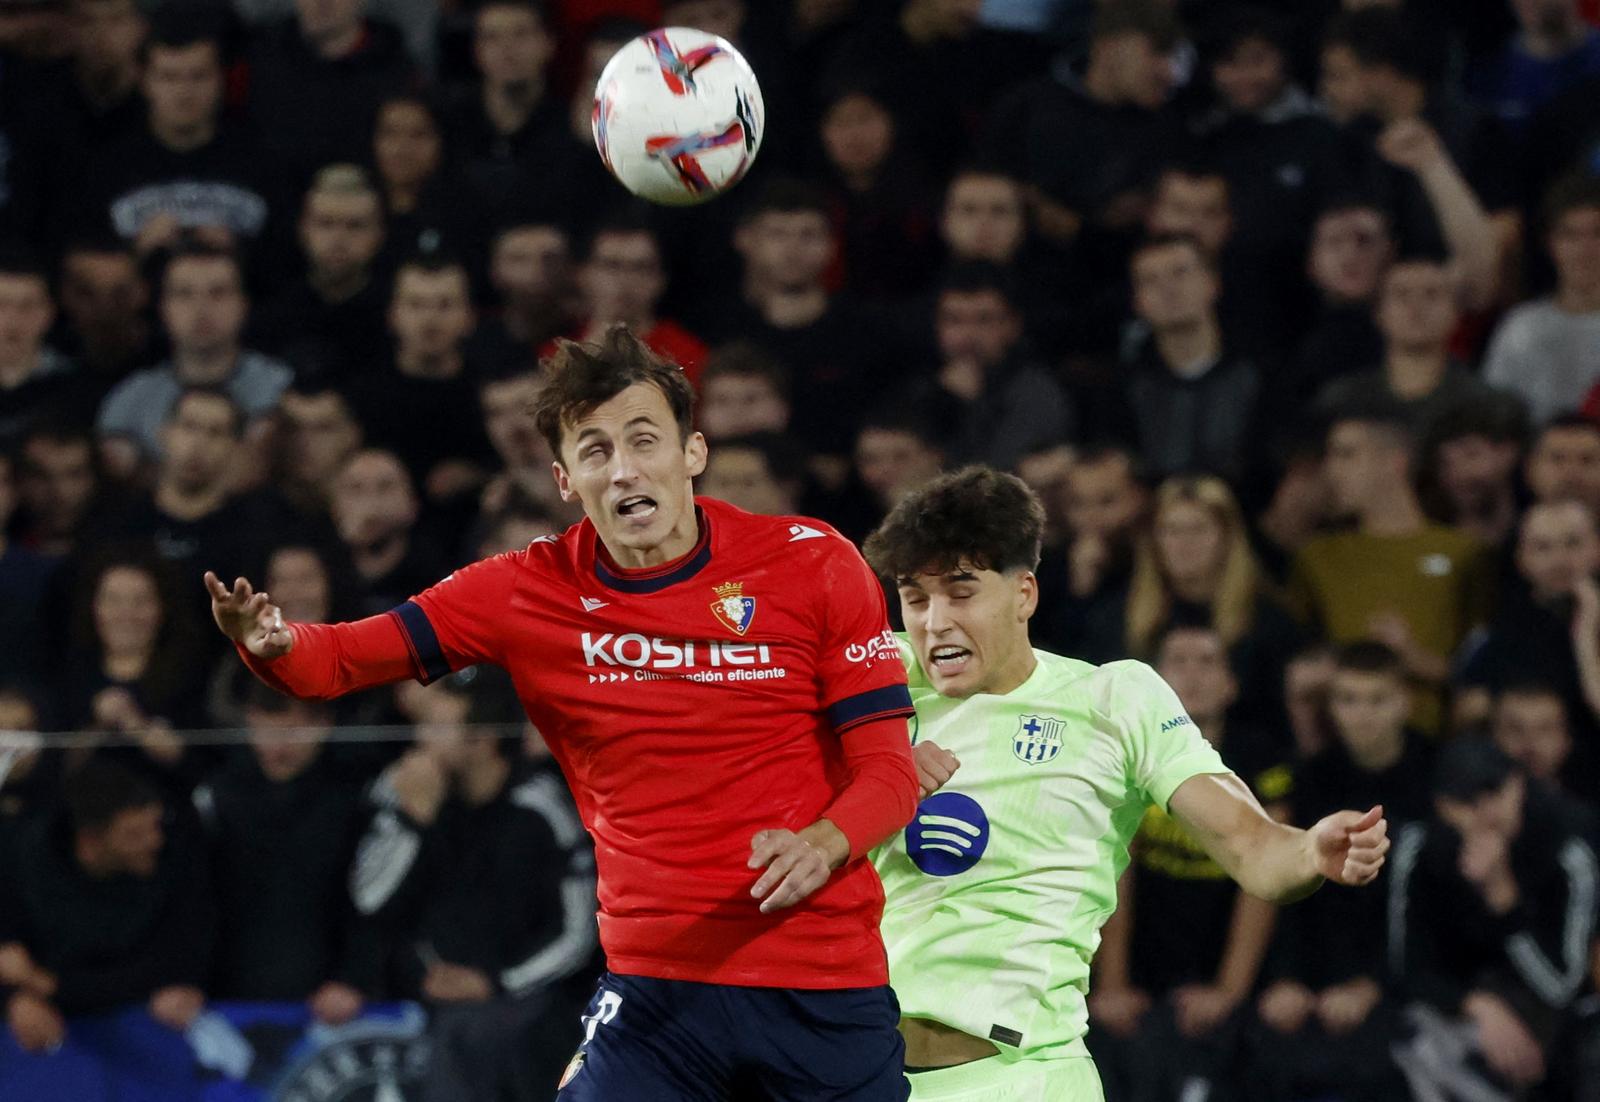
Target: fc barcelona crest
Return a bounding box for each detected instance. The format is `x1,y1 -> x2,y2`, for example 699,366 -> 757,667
710,581 -> 757,634
1014,714 -> 1064,765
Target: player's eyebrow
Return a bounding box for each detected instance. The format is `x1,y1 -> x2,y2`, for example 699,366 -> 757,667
945,570 -> 978,583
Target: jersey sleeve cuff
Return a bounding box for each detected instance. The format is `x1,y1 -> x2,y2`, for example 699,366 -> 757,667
825,684 -> 915,733
389,600 -> 450,684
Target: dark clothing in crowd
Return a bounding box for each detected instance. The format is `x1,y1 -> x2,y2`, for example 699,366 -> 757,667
195,751 -> 376,1000
0,807 -> 214,1015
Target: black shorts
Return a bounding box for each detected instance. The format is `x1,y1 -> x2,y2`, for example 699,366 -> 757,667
554,971 -> 910,1101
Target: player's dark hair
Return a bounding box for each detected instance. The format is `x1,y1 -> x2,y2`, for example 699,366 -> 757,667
865,466 -> 1045,581
1334,640 -> 1405,680
534,324 -> 696,460
700,341 -> 791,401
1543,172 -> 1600,234
1091,0 -> 1183,52
65,757 -> 162,836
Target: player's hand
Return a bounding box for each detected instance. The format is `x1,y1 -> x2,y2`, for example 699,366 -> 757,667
6,991 -> 64,1053
388,750 -> 448,827
1465,991 -> 1545,1086
1308,805 -> 1388,886
308,982 -> 364,1025
1376,118 -> 1447,175
748,827 -> 838,914
1171,983 -> 1241,1038
422,963 -> 493,1003
1086,986 -> 1149,1037
1316,976 -> 1381,1035
913,742 -> 960,799
204,572 -> 294,659
1257,980 -> 1316,1034
148,985 -> 205,1031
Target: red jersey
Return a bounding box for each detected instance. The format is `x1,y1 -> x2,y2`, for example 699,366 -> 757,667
277,498 -> 915,989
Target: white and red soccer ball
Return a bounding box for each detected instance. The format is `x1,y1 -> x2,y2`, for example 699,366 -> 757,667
591,27 -> 765,206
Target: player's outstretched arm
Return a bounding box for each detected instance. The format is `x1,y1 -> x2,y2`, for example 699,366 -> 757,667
1169,773 -> 1390,904
204,571 -> 420,700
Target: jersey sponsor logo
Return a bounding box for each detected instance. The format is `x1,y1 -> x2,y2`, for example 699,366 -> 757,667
1159,715 -> 1191,733
710,581 -> 757,635
844,629 -> 898,665
579,632 -> 786,684
1013,714 -> 1064,765
787,523 -> 826,542
580,596 -> 609,612
907,792 -> 990,876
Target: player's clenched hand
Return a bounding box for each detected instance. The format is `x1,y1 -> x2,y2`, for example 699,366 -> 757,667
913,742 -> 960,799
1308,805 -> 1388,886
204,572 -> 294,659
748,825 -> 844,914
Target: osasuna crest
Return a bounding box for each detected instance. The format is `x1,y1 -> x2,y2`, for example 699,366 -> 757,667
1013,714 -> 1064,765
710,581 -> 756,635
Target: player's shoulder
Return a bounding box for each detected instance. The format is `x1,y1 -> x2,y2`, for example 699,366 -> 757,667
702,497 -> 860,559
1045,654 -> 1174,715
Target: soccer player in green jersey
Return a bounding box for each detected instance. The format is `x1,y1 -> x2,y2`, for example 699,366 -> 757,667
863,468 -> 1390,1100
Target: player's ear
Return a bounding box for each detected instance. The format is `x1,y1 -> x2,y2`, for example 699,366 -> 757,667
552,460 -> 575,502
1015,570 -> 1038,623
684,432 -> 708,479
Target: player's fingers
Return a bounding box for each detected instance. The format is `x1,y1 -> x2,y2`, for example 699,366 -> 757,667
203,571 -> 229,600
750,846 -> 800,897
747,831 -> 785,869
1351,835 -> 1390,860
1348,820 -> 1388,847
760,862 -> 825,913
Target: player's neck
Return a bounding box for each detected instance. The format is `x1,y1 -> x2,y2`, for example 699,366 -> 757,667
983,643 -> 1037,697
598,506 -> 702,570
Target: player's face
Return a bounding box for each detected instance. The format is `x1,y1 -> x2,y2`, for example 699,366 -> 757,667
553,382 -> 707,568
898,564 -> 1038,699
1493,694 -> 1570,782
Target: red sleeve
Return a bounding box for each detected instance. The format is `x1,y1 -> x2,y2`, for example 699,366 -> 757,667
401,552 -> 520,672
814,537 -> 914,733
237,613 -> 418,700
820,714 -> 919,863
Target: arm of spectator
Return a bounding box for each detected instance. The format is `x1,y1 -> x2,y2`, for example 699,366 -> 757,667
1570,578 -> 1600,722
1173,890 -> 1276,1039
1376,119 -> 1498,311
496,778 -> 597,998
1170,773 -> 1388,904
1492,834 -> 1599,1011
1388,822 -> 1470,1011
348,761 -> 441,923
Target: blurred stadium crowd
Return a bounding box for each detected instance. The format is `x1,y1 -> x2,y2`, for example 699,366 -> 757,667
3,0 -> 1600,1097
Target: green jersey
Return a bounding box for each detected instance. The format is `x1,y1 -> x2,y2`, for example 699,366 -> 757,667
873,642 -> 1229,1060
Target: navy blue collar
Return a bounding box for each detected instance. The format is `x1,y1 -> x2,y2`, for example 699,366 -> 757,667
593,509 -> 713,594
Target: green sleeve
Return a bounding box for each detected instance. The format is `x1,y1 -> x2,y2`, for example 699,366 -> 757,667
1108,660 -> 1230,810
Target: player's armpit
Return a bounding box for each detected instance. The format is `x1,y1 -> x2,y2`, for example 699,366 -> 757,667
239,614 -> 419,700
819,715 -> 920,863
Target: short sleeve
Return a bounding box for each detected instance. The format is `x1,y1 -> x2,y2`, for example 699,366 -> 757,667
397,551 -> 523,681
813,538 -> 913,733
1107,660 -> 1229,811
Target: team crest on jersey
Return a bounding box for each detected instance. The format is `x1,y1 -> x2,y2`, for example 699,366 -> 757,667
710,581 -> 756,634
1013,714 -> 1064,765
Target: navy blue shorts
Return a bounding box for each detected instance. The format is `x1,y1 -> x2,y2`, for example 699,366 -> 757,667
554,971 -> 910,1101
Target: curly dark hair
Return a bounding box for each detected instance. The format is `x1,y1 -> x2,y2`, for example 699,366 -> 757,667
864,466 -> 1044,581
532,325 -> 695,462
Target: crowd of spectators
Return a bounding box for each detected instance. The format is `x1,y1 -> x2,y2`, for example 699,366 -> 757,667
3,0 -> 1600,1096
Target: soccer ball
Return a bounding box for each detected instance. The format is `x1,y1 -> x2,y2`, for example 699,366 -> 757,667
591,27 -> 765,207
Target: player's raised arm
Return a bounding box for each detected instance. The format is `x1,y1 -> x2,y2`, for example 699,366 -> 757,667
205,571 -> 429,701
1168,773 -> 1389,904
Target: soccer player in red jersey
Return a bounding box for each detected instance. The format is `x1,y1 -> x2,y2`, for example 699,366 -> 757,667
205,326 -> 920,1100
